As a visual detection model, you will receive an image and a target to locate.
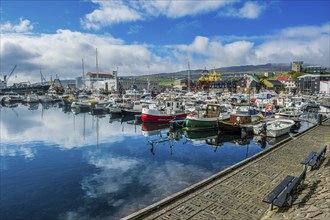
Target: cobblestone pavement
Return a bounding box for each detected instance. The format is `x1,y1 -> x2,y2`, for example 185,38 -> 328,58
124,120 -> 330,220
261,153 -> 330,220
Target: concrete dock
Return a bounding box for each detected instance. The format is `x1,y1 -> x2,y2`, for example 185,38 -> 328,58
123,119 -> 330,220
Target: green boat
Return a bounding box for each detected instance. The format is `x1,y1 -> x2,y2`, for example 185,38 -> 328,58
184,104 -> 231,131
185,129 -> 219,140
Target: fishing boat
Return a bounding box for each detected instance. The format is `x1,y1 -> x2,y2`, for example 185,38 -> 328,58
274,107 -> 303,119
185,129 -> 219,140
141,101 -> 187,123
0,82 -> 51,95
253,119 -> 295,137
218,113 -> 263,133
300,100 -> 320,111
121,101 -> 147,116
184,104 -> 231,131
25,93 -> 39,103
1,92 -> 23,104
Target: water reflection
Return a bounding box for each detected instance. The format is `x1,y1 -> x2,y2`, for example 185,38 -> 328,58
0,103 -> 324,220
0,104 -> 139,150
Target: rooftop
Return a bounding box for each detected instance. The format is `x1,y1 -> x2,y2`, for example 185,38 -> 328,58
86,72 -> 113,76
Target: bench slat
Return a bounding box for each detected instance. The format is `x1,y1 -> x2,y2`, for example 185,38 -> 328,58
319,146 -> 327,155
263,176 -> 295,203
309,146 -> 326,167
301,151 -> 316,165
273,170 -> 306,207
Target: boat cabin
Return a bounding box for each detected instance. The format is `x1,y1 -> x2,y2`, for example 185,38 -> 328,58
205,104 -> 228,118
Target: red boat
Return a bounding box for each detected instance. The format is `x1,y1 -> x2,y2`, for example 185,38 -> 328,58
141,101 -> 187,123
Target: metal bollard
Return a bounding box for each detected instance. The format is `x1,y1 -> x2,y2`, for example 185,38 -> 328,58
317,113 -> 322,125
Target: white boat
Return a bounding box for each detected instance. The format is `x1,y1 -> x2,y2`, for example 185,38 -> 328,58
1,92 -> 23,103
253,119 -> 295,137
301,100 -> 320,111
274,107 -> 303,119
25,93 -> 39,103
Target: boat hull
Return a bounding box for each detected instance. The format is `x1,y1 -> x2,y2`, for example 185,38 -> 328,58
141,113 -> 187,122
0,84 -> 51,95
218,113 -> 263,133
121,109 -> 141,116
185,117 -> 218,131
217,121 -> 242,133
253,119 -> 295,137
141,108 -> 187,123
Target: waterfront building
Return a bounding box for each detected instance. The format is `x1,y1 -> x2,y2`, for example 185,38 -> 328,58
84,71 -> 118,92
173,78 -> 197,91
208,80 -> 237,93
297,74 -> 330,95
196,68 -> 222,92
173,78 -> 188,91
320,81 -> 330,94
320,81 -> 330,95
262,79 -> 284,93
291,61 -> 303,72
60,79 -> 76,89
117,77 -> 159,92
276,76 -> 296,93
304,65 -> 327,74
236,74 -> 261,94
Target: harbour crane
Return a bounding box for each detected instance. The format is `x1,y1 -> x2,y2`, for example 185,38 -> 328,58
3,65 -> 17,86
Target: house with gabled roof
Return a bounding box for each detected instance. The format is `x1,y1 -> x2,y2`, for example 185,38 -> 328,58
276,75 -> 296,93
236,74 -> 262,93
262,79 -> 284,92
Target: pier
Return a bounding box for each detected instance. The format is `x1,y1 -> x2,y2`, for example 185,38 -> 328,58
124,119 -> 330,220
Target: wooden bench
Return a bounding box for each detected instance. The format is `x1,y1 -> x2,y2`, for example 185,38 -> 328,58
263,170 -> 306,210
301,145 -> 327,170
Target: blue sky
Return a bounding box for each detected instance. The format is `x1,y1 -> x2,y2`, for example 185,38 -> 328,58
0,0 -> 329,82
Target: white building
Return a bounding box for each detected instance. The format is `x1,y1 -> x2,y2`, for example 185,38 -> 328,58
291,61 -> 303,72
85,71 -> 118,91
320,81 -> 330,94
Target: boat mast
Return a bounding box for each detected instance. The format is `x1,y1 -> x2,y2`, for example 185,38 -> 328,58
96,48 -> 99,74
82,58 -> 85,88
188,61 -> 191,92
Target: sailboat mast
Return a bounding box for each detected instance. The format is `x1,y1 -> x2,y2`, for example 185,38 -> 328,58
96,48 -> 99,74
82,58 -> 85,87
188,61 -> 191,92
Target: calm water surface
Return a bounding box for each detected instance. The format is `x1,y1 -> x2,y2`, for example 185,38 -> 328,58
0,103 -> 316,220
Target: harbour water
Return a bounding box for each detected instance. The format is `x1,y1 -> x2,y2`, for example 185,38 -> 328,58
0,103 -> 317,220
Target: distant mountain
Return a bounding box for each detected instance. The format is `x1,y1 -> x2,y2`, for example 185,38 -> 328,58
136,63 -> 291,80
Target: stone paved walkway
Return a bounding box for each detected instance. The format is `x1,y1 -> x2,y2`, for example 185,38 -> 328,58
123,120 -> 330,220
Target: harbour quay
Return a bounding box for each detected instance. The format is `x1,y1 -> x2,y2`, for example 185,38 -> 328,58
123,119 -> 330,220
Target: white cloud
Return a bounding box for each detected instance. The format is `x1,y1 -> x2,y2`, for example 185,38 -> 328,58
81,0 -> 142,30
218,1 -> 265,19
1,22 -> 329,83
140,0 -> 232,18
0,18 -> 34,33
0,29 -> 175,82
77,157 -> 212,219
252,24 -> 330,65
239,1 -> 263,19
82,0 -> 234,30
280,23 -> 330,39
